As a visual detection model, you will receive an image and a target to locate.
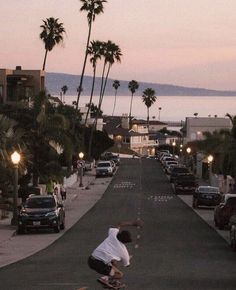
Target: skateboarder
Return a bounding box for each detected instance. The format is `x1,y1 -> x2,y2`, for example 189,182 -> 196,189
88,218 -> 144,288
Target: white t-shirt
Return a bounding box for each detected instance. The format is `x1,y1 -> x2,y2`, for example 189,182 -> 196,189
92,227 -> 130,267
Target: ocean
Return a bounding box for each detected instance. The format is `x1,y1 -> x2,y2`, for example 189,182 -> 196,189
62,95 -> 236,123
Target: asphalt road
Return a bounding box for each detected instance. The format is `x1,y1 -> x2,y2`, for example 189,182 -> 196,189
0,158 -> 236,290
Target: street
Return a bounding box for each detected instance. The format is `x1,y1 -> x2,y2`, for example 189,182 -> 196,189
0,158 -> 236,290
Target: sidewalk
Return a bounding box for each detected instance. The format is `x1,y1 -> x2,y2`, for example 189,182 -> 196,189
0,169 -> 112,269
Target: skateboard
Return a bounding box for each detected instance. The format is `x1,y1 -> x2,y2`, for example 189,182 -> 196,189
97,277 -> 126,289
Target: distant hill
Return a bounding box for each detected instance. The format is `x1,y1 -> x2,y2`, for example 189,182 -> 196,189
45,72 -> 236,97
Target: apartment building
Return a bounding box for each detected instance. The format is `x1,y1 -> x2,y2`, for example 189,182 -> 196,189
0,66 -> 45,104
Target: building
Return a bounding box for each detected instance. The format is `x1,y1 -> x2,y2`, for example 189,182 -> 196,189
184,116 -> 232,143
0,66 -> 45,104
104,115 -> 159,155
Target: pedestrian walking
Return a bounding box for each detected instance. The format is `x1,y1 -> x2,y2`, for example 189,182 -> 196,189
60,184 -> 67,200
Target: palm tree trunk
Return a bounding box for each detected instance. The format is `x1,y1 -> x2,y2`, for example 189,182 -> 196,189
75,21 -> 93,111
85,66 -> 96,126
94,60 -> 106,129
147,107 -> 150,130
112,89 -> 117,116
129,93 -> 134,127
42,49 -> 48,71
100,63 -> 111,108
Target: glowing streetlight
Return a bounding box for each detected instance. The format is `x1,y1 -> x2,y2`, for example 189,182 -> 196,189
11,151 -> 21,226
207,155 -> 214,163
207,154 -> 214,184
78,152 -> 84,187
186,147 -> 191,154
172,141 -> 176,155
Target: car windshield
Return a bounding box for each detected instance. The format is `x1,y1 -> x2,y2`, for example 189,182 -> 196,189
98,163 -> 110,167
25,197 -> 56,208
199,187 -> 219,193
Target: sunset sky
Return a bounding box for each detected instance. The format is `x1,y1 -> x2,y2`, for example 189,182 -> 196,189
1,0 -> 236,90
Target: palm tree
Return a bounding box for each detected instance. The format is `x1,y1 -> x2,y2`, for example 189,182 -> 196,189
142,88 -> 156,129
98,41 -> 122,113
128,80 -> 139,126
112,80 -> 120,116
88,41 -> 122,159
61,85 -> 68,103
40,17 -> 65,71
75,0 -> 107,111
84,40 -> 103,126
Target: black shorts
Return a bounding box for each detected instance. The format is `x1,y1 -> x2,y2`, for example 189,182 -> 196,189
88,255 -> 112,275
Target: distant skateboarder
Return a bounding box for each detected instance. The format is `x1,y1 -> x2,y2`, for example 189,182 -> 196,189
88,219 -> 144,288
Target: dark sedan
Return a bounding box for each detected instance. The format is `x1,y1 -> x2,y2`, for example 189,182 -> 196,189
17,195 -> 65,234
214,194 -> 236,229
192,186 -> 221,208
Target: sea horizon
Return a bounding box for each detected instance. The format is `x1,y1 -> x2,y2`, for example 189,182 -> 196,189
60,95 -> 236,123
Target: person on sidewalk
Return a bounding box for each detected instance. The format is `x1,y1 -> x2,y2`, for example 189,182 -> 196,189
60,184 -> 67,200
88,218 -> 144,287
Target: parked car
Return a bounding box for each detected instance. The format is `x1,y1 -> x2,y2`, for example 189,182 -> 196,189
164,161 -> 178,172
170,166 -> 190,183
229,215 -> 236,250
84,160 -> 93,171
96,161 -> 113,177
192,186 -> 221,208
166,164 -> 179,175
110,154 -> 120,165
17,195 -> 65,234
173,173 -> 197,195
214,194 -> 236,229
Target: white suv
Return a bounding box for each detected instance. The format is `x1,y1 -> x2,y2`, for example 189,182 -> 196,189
96,161 -> 113,177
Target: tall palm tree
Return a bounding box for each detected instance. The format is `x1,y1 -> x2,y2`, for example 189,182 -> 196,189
98,41 -> 122,112
88,41 -> 122,159
128,80 -> 139,125
112,80 -> 120,116
61,85 -> 68,103
142,88 -> 156,129
75,0 -> 107,111
84,40 -> 103,126
40,17 -> 65,71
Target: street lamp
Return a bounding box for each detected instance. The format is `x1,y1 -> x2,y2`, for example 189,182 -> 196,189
172,141 -> 176,155
208,154 -> 214,185
78,152 -> 84,187
186,147 -> 191,154
11,151 -> 21,226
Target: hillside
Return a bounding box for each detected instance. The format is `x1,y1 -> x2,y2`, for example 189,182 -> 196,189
45,72 -> 236,97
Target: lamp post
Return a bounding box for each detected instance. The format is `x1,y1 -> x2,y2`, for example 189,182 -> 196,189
79,152 -> 84,187
172,140 -> 176,155
11,151 -> 21,226
186,147 -> 192,170
207,154 -> 214,185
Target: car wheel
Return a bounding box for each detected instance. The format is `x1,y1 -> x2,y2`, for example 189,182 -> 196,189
193,199 -> 198,209
218,223 -> 224,230
60,219 -> 65,230
53,222 -> 60,233
230,226 -> 236,251
17,226 -> 25,235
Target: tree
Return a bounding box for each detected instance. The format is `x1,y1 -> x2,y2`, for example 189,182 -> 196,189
40,17 -> 65,71
61,85 -> 68,103
88,40 -> 122,159
128,80 -> 139,126
142,88 -> 156,129
98,41 -> 122,113
75,0 -> 107,110
84,40 -> 103,126
112,80 -> 120,116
